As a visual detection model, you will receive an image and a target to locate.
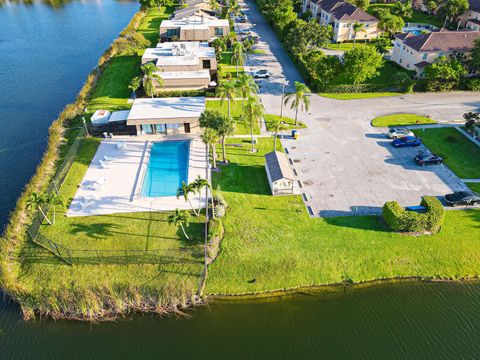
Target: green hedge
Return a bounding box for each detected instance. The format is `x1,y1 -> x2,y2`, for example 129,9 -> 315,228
155,89 -> 215,97
320,83 -> 389,93
382,196 -> 444,233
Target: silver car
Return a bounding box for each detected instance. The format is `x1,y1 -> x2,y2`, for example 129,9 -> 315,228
253,69 -> 270,79
387,127 -> 414,139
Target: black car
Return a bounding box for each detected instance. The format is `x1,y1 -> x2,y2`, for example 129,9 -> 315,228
444,190 -> 480,206
415,152 -> 443,166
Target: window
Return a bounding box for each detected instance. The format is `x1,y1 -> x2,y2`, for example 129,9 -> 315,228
167,28 -> 179,37
407,63 -> 410,68
141,124 -> 153,134
155,124 -> 166,133
399,58 -> 402,63
202,60 -> 211,69
167,123 -> 180,129
423,53 -> 427,60
215,27 -> 224,36
366,24 -> 369,27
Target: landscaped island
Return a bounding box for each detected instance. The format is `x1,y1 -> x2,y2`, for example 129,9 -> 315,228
1,0 -> 480,322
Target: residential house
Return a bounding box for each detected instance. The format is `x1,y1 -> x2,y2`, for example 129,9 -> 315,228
159,14 -> 229,42
126,97 -> 205,135
141,41 -> 217,90
391,30 -> 480,76
302,0 -> 380,42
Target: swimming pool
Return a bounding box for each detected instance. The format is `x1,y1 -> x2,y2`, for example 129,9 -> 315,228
141,140 -> 190,197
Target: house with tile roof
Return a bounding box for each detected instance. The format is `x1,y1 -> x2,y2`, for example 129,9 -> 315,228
301,0 -> 380,42
391,29 -> 480,76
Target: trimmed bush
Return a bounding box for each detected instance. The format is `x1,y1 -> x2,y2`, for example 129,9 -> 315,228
382,196 -> 444,234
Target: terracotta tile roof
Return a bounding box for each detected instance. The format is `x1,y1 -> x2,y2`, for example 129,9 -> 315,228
403,30 -> 480,52
317,0 -> 377,22
414,61 -> 431,68
395,32 -> 415,41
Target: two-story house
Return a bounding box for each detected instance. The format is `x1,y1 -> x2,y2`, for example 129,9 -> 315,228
391,30 -> 480,77
159,14 -> 229,42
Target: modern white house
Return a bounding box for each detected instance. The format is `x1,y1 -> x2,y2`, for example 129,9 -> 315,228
126,97 -> 205,135
159,14 -> 229,42
265,151 -> 295,196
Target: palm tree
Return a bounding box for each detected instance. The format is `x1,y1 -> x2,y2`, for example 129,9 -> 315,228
26,192 -> 51,225
208,0 -> 221,12
46,193 -> 64,225
177,181 -> 198,216
202,128 -> 220,169
217,80 -> 237,118
228,0 -> 240,16
141,62 -> 163,98
231,42 -> 246,77
269,116 -> 289,150
168,209 -> 191,240
394,1 -> 413,18
236,73 -> 258,108
129,76 -> 141,100
352,22 -> 365,45
211,37 -> 227,59
192,176 -> 210,215
216,114 -> 236,163
284,81 -> 310,126
241,95 -> 264,152
223,31 -> 237,49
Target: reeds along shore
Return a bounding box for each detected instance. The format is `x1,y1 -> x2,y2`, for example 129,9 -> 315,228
0,9 -> 158,320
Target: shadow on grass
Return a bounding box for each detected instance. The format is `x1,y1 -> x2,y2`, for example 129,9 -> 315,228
70,222 -> 120,239
323,214 -> 390,232
213,163 -> 271,195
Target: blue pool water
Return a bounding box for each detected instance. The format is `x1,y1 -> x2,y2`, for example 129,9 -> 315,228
141,141 -> 190,197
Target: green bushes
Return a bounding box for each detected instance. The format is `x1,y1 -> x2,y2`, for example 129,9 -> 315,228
382,196 -> 445,233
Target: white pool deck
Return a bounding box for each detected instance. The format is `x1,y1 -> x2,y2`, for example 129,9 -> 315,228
67,135 -> 209,217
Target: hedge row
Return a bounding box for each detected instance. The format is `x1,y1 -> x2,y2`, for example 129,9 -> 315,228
382,196 -> 445,234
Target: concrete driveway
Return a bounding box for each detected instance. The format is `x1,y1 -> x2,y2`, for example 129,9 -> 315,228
237,0 -> 480,216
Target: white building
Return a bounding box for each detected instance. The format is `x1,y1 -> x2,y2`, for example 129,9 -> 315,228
265,151 -> 295,196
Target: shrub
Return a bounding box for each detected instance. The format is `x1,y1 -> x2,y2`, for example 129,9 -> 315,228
382,196 -> 444,233
462,78 -> 480,91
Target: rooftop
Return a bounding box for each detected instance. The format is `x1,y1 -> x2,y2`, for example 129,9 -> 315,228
402,30 -> 480,52
142,41 -> 215,66
265,151 -> 295,182
316,0 -> 377,22
157,70 -> 211,79
127,97 -> 206,121
160,14 -> 229,29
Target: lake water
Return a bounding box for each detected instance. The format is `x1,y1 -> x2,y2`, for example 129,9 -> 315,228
1,1 -> 480,358
1,281 -> 480,358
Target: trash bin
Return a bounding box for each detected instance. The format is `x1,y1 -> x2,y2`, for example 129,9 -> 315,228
292,130 -> 299,139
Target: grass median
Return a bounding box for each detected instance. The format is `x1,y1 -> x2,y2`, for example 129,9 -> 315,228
372,113 -> 437,127
206,137 -> 480,295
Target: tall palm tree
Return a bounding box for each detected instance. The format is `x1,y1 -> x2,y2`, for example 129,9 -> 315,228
394,1 -> 413,18
208,0 -> 221,12
177,181 -> 198,216
168,209 -> 191,240
47,193 -> 64,225
236,73 -> 258,107
284,81 -> 310,126
352,22 -> 365,45
202,128 -> 220,169
129,76 -> 141,100
269,116 -> 289,150
216,114 -> 236,163
26,192 -> 51,225
228,0 -> 240,16
192,176 -> 210,215
217,80 -> 237,118
141,62 -> 163,98
211,37 -> 227,59
241,95 -> 264,152
231,42 -> 246,77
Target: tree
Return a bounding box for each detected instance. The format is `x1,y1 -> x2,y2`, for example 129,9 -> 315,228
140,62 -> 163,97
269,116 -> 289,150
241,95 -> 265,152
231,42 -> 246,77
199,110 -> 235,163
444,0 -> 469,28
393,71 -> 413,92
284,19 -> 332,57
177,181 -> 198,216
129,76 -> 141,99
217,80 -> 237,118
427,0 -> 439,15
211,37 -> 227,59
224,31 -> 237,49
168,209 -> 191,240
227,0 -> 240,16
464,112 -> 480,134
236,73 -> 259,107
381,14 -> 405,35
394,1 -> 413,18
258,0 -> 297,33
424,56 -> 467,91
304,50 -> 341,89
46,193 -> 64,225
153,0 -> 173,10
354,0 -> 370,10
26,192 -> 51,225
352,22 -> 365,45
208,0 -> 221,12
343,46 -> 384,84
470,38 -> 480,71
370,36 -> 392,54
202,128 -> 220,169
192,176 -> 210,215
284,81 -> 310,126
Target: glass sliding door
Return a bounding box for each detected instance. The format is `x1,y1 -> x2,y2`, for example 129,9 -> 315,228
155,124 -> 166,133
141,124 -> 153,134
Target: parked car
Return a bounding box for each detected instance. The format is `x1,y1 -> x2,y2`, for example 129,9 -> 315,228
392,136 -> 422,148
444,190 -> 480,207
241,35 -> 258,43
235,16 -> 247,23
237,29 -> 251,35
415,151 -> 443,166
253,69 -> 270,79
387,127 -> 414,139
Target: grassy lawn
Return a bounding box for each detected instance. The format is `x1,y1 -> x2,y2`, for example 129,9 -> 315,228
467,183 -> 480,193
206,137 -> 480,294
264,114 -> 306,130
319,92 -> 404,100
372,113 -> 437,127
367,4 -> 443,27
412,128 -> 480,179
206,99 -> 260,135
219,51 -> 245,79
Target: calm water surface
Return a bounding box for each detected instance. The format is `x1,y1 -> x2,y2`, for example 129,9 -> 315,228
1,281 -> 480,358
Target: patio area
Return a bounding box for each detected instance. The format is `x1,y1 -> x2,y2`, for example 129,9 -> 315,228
67,135 -> 209,217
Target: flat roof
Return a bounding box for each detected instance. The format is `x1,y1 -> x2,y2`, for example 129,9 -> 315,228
109,110 -> 130,123
142,41 -> 215,66
157,70 -> 211,79
160,15 -> 229,29
127,97 -> 206,122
